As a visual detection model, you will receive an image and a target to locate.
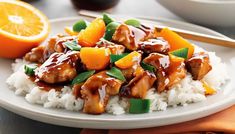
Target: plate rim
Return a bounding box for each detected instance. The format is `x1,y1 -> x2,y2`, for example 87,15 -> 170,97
0,16 -> 235,129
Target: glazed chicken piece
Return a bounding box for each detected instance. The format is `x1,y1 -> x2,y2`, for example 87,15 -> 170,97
143,53 -> 170,92
81,71 -> 122,114
167,54 -> 187,88
24,34 -> 77,63
138,37 -> 170,54
120,67 -> 134,80
121,65 -> 144,81
120,52 -> 143,80
112,24 -> 148,51
143,53 -> 186,92
96,39 -> 125,55
72,82 -> 84,98
44,34 -> 77,58
120,71 -> 156,98
121,67 -> 137,81
186,52 -> 212,80
24,45 -> 45,63
139,24 -> 154,39
35,51 -> 80,84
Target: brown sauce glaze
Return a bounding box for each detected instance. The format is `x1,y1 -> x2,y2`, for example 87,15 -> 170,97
143,53 -> 186,92
36,80 -> 64,91
29,76 -> 63,92
143,53 -> 170,72
138,38 -> 170,54
186,52 -> 212,80
128,25 -> 147,43
96,39 -> 125,55
112,24 -> 149,51
139,24 -> 152,38
80,71 -> 122,114
35,51 -> 79,84
119,71 -> 156,98
43,35 -> 77,61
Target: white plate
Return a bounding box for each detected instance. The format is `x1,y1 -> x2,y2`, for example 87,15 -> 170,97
0,16 -> 235,129
157,0 -> 235,27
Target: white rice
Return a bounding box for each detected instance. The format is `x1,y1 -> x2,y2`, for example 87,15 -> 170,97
106,96 -> 129,115
6,51 -> 229,115
203,52 -> 229,89
7,60 -> 84,112
144,74 -> 207,112
104,51 -> 229,114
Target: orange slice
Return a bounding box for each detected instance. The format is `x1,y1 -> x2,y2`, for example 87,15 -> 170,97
64,27 -> 79,36
0,0 -> 50,58
115,51 -> 141,69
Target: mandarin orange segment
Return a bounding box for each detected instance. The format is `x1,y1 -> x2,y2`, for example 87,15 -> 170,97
115,51 -> 141,69
64,27 -> 79,36
78,18 -> 105,47
0,0 -> 50,58
80,47 -> 111,70
160,28 -> 194,58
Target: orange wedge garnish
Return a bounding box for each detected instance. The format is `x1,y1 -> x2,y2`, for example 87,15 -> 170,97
0,0 -> 50,58
64,27 -> 79,36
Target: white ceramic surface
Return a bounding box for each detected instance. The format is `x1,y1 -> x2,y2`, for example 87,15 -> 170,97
0,17 -> 235,129
157,0 -> 235,27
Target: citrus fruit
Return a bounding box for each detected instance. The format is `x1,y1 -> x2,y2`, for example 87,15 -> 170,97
0,0 -> 50,58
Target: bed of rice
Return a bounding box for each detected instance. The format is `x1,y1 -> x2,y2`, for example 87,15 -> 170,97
6,52 -> 229,115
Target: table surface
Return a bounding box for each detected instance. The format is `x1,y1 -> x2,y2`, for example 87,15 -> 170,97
1,0 -> 235,134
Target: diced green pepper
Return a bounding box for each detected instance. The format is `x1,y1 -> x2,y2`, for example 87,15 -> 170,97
106,67 -> 126,81
104,22 -> 120,41
110,53 -> 129,63
170,47 -> 189,59
72,70 -> 95,85
73,19 -> 88,32
124,19 -> 141,28
24,64 -> 37,76
103,13 -> 115,25
129,98 -> 151,114
63,40 -> 81,51
140,62 -> 156,73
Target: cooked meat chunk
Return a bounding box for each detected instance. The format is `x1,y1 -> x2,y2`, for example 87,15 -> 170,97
138,38 -> 170,54
167,55 -> 187,88
44,34 -> 77,58
152,27 -> 160,38
139,24 -> 154,39
24,34 -> 77,63
35,51 -> 80,84
24,45 -> 45,63
121,65 -> 144,81
72,82 -> 84,98
143,53 -> 186,92
112,24 -> 147,51
143,53 -> 170,92
96,39 -> 125,54
120,67 -> 134,80
120,71 -> 156,98
81,71 -> 122,114
119,52 -> 143,80
186,52 -> 212,80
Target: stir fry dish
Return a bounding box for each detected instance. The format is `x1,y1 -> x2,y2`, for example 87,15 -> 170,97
7,14 -> 229,115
